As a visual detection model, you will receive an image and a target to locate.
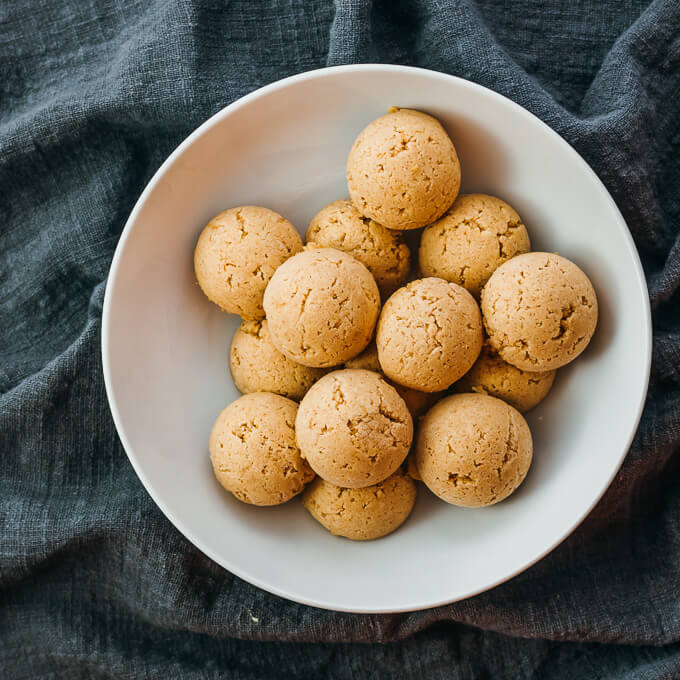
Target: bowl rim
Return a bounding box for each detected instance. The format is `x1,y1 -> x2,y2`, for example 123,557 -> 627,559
101,63 -> 652,613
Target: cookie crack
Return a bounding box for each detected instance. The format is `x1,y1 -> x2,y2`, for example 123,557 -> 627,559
448,472 -> 474,487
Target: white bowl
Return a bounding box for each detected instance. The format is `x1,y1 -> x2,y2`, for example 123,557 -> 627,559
102,64 -> 651,613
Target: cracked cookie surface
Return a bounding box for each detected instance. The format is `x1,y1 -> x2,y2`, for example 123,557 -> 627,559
419,193 -> 530,297
346,108 -> 461,230
415,393 -> 532,507
306,199 -> 411,299
376,277 -> 483,392
481,252 -> 598,372
296,369 -> 413,488
455,338 -> 556,413
263,248 -> 380,367
209,392 -> 315,506
194,206 -> 303,319
302,470 -> 416,541
229,319 -> 328,401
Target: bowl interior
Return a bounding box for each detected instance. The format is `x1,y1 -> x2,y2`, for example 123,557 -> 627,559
103,65 -> 650,612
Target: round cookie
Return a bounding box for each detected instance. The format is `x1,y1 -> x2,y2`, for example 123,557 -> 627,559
194,206 -> 303,319
347,108 -> 461,230
395,384 -> 442,421
415,393 -> 532,507
344,342 -> 442,420
481,252 -> 598,372
456,340 -> 556,413
406,454 -> 421,481
306,199 -> 411,299
263,248 -> 380,367
302,470 -> 416,541
209,392 -> 314,506
344,341 -> 382,372
419,193 -> 531,297
229,319 -> 328,401
296,369 -> 413,488
376,277 -> 483,392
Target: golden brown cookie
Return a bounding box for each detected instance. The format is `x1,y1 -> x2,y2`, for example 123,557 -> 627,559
376,277 -> 483,392
306,199 -> 410,299
347,108 -> 461,230
194,206 -> 303,319
262,248 -> 380,367
405,453 -> 421,481
209,392 -> 314,506
415,393 -> 532,507
455,340 -> 556,413
344,341 -> 382,372
393,384 -> 441,422
419,193 -> 531,297
302,470 -> 416,540
344,342 -> 442,420
296,369 -> 413,488
481,252 -> 598,371
229,319 -> 328,401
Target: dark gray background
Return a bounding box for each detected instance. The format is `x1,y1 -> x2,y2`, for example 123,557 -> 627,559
2,1 -> 680,678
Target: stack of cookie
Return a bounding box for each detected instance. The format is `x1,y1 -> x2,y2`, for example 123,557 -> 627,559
194,108 -> 598,541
